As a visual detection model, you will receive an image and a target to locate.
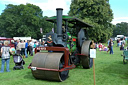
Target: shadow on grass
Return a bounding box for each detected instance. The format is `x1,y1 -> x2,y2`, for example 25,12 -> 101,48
101,60 -> 128,79
23,71 -> 66,83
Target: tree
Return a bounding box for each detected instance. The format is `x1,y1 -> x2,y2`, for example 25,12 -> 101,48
113,22 -> 128,37
0,4 -> 52,39
69,0 -> 113,42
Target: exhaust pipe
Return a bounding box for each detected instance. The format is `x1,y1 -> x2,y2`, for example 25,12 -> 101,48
56,8 -> 63,35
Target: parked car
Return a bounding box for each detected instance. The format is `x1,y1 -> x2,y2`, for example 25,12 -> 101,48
0,38 -> 14,47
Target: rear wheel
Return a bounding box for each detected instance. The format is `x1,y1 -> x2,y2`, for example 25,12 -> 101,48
81,40 -> 93,69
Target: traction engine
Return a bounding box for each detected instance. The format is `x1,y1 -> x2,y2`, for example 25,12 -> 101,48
28,8 -> 93,81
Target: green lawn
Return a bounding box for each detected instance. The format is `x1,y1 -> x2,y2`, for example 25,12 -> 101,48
0,42 -> 128,85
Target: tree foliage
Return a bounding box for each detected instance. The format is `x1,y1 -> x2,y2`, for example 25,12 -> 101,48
69,0 -> 113,42
0,4 -> 52,39
113,22 -> 128,37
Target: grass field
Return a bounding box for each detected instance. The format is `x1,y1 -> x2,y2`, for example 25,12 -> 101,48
0,41 -> 128,85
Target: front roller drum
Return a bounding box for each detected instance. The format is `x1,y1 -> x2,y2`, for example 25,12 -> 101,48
81,40 -> 93,69
31,53 -> 69,81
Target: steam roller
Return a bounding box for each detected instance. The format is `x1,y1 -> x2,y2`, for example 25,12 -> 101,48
28,8 -> 93,81
31,53 -> 68,81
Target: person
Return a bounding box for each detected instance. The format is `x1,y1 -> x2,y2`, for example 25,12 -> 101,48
20,40 -> 25,58
90,40 -> 95,49
29,40 -> 34,56
35,41 -> 39,47
109,39 -> 114,54
33,42 -> 36,52
16,40 -> 21,55
25,40 -> 28,58
118,39 -> 120,47
0,43 -> 2,58
117,39 -> 119,47
120,43 -> 124,50
40,40 -> 46,47
94,42 -> 98,49
14,40 -> 17,49
119,39 -> 122,46
103,45 -> 108,51
27,41 -> 30,55
98,43 -> 102,51
62,24 -> 66,33
0,41 -> 12,73
122,38 -> 125,45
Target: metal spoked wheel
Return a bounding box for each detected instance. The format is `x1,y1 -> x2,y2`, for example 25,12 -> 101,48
81,40 -> 93,69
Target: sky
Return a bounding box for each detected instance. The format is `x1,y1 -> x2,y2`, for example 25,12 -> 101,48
0,0 -> 128,25
109,0 -> 128,25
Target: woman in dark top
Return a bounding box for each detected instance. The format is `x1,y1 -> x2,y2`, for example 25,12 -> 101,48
109,39 -> 114,54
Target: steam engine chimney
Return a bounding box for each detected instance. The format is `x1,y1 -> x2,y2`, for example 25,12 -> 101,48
56,8 -> 63,35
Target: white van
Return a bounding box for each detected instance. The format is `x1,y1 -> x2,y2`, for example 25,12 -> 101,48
115,35 -> 124,40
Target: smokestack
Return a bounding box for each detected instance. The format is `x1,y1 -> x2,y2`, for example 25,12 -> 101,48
56,8 -> 63,35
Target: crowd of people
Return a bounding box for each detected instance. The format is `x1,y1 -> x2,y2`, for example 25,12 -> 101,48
116,38 -> 126,50
94,37 -> 127,55
93,39 -> 114,54
0,39 -> 45,73
94,42 -> 108,51
14,40 -> 40,58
